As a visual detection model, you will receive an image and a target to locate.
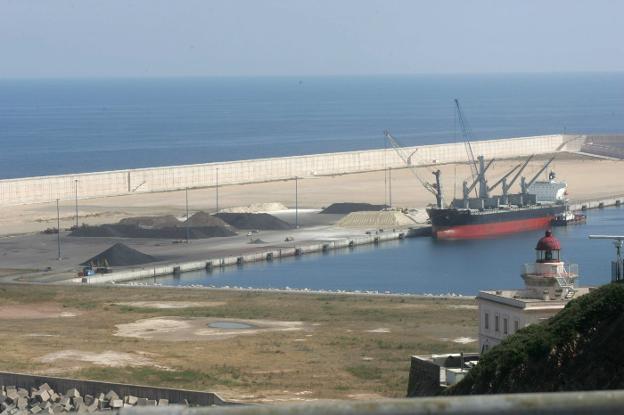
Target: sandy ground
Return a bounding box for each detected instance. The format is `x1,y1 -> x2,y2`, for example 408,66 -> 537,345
114,317 -> 306,341
0,304 -> 81,320
115,301 -> 227,309
1,154 -> 622,237
39,350 -> 156,369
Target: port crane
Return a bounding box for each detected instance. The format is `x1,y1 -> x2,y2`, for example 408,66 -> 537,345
383,130 -> 444,208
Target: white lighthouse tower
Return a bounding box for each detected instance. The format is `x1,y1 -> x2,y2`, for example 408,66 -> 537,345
477,230 -> 591,353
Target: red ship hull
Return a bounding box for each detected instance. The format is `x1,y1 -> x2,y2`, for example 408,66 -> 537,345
434,216 -> 554,240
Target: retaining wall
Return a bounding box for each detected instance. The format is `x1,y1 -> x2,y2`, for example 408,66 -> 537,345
73,229 -> 415,284
0,371 -> 227,406
0,134 -> 577,206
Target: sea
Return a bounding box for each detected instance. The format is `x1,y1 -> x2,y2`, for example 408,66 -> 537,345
150,207 -> 624,295
2,73 -> 624,294
1,73 -> 624,179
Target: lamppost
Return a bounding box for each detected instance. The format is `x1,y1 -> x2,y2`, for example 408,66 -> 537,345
215,168 -> 220,214
74,179 -> 79,228
295,176 -> 299,229
56,198 -> 61,260
185,187 -> 190,244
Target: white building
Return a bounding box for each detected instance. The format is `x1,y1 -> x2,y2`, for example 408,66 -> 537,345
478,230 -> 592,353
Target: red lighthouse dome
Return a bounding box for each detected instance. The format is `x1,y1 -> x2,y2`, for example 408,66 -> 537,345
535,230 -> 561,263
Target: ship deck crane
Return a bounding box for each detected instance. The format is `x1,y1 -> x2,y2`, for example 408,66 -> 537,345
383,130 -> 444,208
521,156 -> 556,194
502,154 -> 534,198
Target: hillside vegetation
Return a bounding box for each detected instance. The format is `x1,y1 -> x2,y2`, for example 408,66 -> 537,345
447,283 -> 624,395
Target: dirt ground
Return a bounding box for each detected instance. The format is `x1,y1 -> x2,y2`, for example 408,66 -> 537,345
0,154 -> 622,236
0,284 -> 478,403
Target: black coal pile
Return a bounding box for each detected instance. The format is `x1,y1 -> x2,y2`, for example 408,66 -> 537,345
320,202 -> 388,214
81,243 -> 156,267
215,213 -> 293,230
70,213 -> 236,239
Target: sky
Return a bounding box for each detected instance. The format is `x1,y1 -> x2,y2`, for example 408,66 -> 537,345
1,0 -> 623,78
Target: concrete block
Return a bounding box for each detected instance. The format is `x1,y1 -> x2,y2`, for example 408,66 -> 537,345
104,391 -> 118,402
16,391 -> 28,399
96,394 -> 105,402
146,400 -> 157,407
97,400 -> 108,410
36,386 -> 50,394
15,398 -> 27,410
36,391 -> 49,403
135,398 -> 148,406
71,397 -> 83,408
29,407 -> 41,414
5,391 -> 18,404
58,397 -> 70,408
83,395 -> 93,406
64,389 -> 80,399
124,396 -> 138,406
109,399 -> 123,409
157,399 -> 169,406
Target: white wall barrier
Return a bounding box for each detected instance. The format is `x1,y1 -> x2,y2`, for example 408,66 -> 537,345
1,134 -> 576,206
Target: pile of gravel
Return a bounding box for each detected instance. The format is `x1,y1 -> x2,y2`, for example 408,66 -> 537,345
70,212 -> 236,239
320,202 -> 388,214
215,213 -> 293,230
0,383 -> 172,414
118,215 -> 181,228
81,243 -> 156,267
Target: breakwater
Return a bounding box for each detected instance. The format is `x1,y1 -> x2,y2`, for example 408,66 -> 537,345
1,134 -> 586,206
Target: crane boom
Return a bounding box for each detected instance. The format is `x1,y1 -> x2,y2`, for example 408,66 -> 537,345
383,130 -> 443,206
488,162 -> 521,192
504,154 -> 533,193
454,99 -> 479,183
524,156 -> 556,190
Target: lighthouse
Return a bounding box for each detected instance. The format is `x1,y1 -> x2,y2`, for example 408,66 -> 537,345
477,230 -> 591,353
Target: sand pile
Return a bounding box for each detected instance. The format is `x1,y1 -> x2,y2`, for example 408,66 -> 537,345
70,212 -> 236,239
220,202 -> 288,213
320,202 -> 388,214
216,213 -> 293,230
337,211 -> 419,228
81,243 -> 156,267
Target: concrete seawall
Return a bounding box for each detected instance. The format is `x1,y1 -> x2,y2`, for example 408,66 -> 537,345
72,228 -> 421,285
0,134 -> 586,206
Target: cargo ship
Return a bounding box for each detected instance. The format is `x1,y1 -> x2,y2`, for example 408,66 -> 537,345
386,100 -> 568,240
426,154 -> 567,239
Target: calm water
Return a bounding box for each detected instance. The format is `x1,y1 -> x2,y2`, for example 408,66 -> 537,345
152,207 -> 624,295
2,73 -> 624,179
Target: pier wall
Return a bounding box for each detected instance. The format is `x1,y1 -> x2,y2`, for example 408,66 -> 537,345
0,134 -> 579,206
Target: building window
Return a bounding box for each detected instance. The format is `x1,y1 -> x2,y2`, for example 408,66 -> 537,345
514,320 -> 519,332
503,318 -> 508,335
495,315 -> 500,332
484,313 -> 489,330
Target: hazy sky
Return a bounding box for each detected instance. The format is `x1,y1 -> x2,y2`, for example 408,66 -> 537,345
1,0 -> 623,78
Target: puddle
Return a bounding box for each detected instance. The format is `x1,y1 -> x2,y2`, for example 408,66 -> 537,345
208,321 -> 255,329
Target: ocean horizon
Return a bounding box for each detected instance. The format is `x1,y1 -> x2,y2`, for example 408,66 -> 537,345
1,73 -> 623,179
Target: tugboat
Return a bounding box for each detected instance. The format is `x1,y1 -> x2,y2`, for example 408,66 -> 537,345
552,210 -> 587,226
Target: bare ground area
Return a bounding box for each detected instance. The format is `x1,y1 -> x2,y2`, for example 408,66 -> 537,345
0,284 -> 477,403
0,154 -> 622,237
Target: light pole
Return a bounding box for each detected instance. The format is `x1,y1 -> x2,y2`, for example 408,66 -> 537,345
215,168 -> 219,214
295,176 -> 299,229
74,179 -> 79,228
56,198 -> 61,260
185,187 -> 190,244
388,167 -> 392,208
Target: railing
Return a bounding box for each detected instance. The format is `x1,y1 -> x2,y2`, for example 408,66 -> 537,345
523,263 -> 578,279
120,389 -> 624,415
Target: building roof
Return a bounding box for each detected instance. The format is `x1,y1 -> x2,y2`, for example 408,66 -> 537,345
536,230 -> 561,251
